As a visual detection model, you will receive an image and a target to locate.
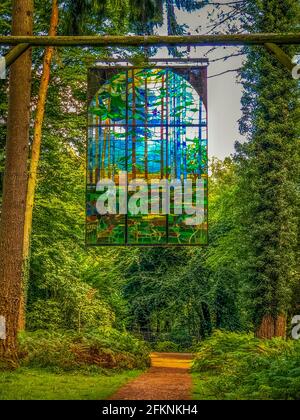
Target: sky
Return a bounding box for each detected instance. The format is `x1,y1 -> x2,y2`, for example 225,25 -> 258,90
155,3 -> 245,159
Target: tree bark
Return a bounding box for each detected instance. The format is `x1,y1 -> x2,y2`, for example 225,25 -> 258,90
19,0 -> 59,331
255,314 -> 287,339
1,33 -> 300,47
0,0 -> 33,366
274,314 -> 287,338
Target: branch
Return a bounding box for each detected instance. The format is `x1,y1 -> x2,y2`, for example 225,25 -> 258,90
208,68 -> 242,78
208,52 -> 244,62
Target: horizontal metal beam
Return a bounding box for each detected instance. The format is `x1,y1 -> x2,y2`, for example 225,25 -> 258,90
0,33 -> 300,47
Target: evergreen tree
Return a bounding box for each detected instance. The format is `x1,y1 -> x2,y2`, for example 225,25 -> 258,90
236,0 -> 300,338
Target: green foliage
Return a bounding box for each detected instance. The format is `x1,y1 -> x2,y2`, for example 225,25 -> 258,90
27,133 -> 114,332
122,160 -> 251,347
207,159 -> 250,331
155,341 -> 179,352
26,3 -> 131,333
0,0 -> 299,403
62,0 -> 205,40
18,329 -> 150,371
235,0 -> 300,327
123,247 -> 213,347
193,331 -> 300,400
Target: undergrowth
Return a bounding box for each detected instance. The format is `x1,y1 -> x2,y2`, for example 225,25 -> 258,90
192,331 -> 300,400
18,328 -> 150,372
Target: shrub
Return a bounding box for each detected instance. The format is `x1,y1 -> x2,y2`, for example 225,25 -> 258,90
18,328 -> 150,371
192,330 -> 300,400
27,289 -> 113,332
26,300 -> 65,331
155,341 -> 179,352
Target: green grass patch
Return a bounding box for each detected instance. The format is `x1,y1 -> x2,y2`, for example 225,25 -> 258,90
0,368 -> 141,400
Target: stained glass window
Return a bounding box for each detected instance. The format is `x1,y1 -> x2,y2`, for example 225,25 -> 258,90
86,66 -> 208,245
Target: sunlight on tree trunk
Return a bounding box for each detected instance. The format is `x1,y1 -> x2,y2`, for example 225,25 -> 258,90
19,0 -> 59,331
274,315 -> 287,338
255,314 -> 287,339
0,0 -> 33,367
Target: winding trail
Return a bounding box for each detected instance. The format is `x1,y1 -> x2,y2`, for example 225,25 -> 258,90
110,352 -> 193,400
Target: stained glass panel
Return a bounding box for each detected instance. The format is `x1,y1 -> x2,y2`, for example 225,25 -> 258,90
87,66 -> 208,246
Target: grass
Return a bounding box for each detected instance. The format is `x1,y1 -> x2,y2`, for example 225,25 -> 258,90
0,368 -> 142,400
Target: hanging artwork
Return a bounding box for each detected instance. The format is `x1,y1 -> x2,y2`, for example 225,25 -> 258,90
87,65 -> 208,245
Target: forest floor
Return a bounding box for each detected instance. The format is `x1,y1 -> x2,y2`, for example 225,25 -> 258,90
110,352 -> 193,400
0,353 -> 193,400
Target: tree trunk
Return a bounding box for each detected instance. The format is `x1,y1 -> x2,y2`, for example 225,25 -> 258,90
255,314 -> 287,339
19,0 -> 59,331
274,314 -> 287,338
0,0 -> 33,366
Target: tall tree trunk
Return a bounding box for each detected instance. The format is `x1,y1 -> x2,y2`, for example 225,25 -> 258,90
0,0 -> 33,366
274,314 -> 287,338
19,0 -> 59,332
255,314 -> 287,339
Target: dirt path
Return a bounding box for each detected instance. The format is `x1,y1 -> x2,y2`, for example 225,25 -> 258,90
110,353 -> 193,400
